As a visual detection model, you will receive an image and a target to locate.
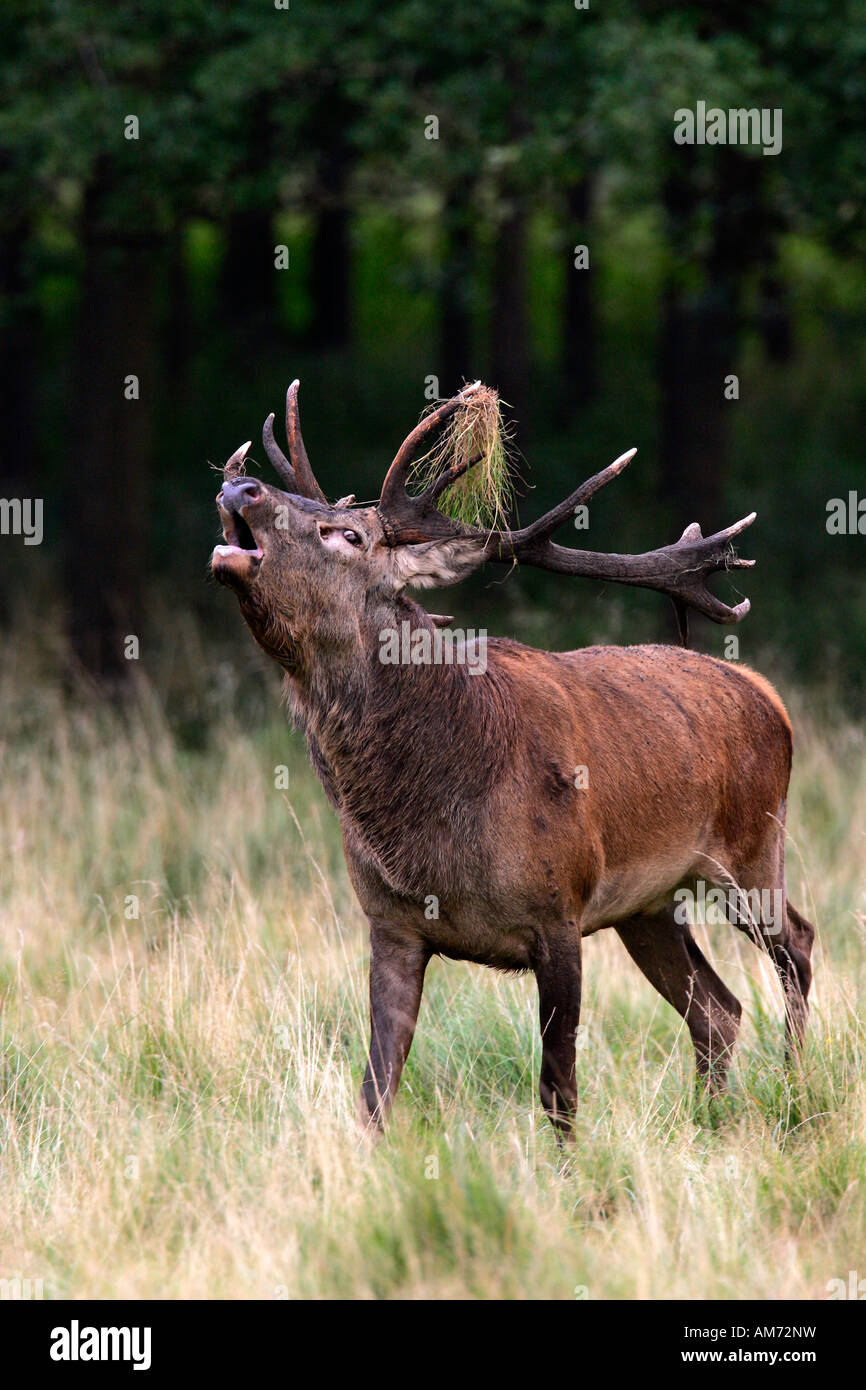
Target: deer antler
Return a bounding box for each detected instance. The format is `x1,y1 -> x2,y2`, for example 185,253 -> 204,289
377,382 -> 488,543
480,508 -> 755,634
377,388 -> 755,641
262,380 -> 328,503
223,440 -> 252,480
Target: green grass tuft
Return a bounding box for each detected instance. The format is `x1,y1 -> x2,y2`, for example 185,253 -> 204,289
410,383 -> 517,530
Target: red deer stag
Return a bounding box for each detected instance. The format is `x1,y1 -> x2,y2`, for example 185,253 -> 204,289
211,381 -> 814,1138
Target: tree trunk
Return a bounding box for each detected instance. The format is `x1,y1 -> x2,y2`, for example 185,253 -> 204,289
758,272 -> 793,364
438,187 -> 475,396
221,206 -> 277,341
491,199 -> 530,434
67,179 -> 157,681
659,155 -> 749,531
560,177 -> 597,418
165,222 -> 192,389
307,205 -> 351,351
0,219 -> 36,490
306,112 -> 353,351
659,283 -> 736,529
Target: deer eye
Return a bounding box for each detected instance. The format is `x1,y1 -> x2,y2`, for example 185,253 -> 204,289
342,529 -> 362,546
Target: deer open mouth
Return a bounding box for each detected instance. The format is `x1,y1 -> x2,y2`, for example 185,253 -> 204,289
212,498 -> 264,584
221,510 -> 261,554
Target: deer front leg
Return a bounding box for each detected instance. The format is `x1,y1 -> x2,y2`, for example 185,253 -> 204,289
359,924 -> 430,1134
535,932 -> 582,1140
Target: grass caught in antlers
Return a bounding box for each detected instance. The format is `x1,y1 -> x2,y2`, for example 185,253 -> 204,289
410,384 -> 517,531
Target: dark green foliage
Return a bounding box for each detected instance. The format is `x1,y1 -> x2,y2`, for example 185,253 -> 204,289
1,1 -> 864,691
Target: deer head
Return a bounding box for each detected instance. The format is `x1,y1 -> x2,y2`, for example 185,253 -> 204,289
212,379 -> 755,668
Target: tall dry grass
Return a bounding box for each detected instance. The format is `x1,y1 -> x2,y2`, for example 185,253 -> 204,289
0,617 -> 864,1298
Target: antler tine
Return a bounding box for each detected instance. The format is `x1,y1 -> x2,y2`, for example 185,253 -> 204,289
285,380 -> 327,503
379,382 -> 486,513
482,511 -> 756,628
224,440 -> 252,480
426,449 -> 485,505
259,380 -> 327,501
262,413 -> 297,491
687,511 -> 757,553
497,448 -> 637,547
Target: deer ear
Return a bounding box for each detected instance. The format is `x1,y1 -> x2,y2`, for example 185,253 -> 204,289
388,537 -> 484,591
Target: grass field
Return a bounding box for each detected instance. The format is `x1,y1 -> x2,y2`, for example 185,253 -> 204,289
1,620 -> 865,1300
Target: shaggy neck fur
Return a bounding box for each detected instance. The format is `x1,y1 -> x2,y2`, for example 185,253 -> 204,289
284,592 -> 516,898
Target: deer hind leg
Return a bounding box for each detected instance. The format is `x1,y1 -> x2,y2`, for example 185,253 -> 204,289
728,893 -> 814,1054
722,831 -> 814,1053
781,900 -> 815,1048
616,905 -> 742,1093
534,928 -> 582,1141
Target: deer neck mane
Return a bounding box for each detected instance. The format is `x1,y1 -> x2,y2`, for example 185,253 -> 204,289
285,593 -> 471,762
284,595 -> 512,895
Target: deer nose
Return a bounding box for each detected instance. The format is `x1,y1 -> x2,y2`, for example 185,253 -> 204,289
218,478 -> 261,512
